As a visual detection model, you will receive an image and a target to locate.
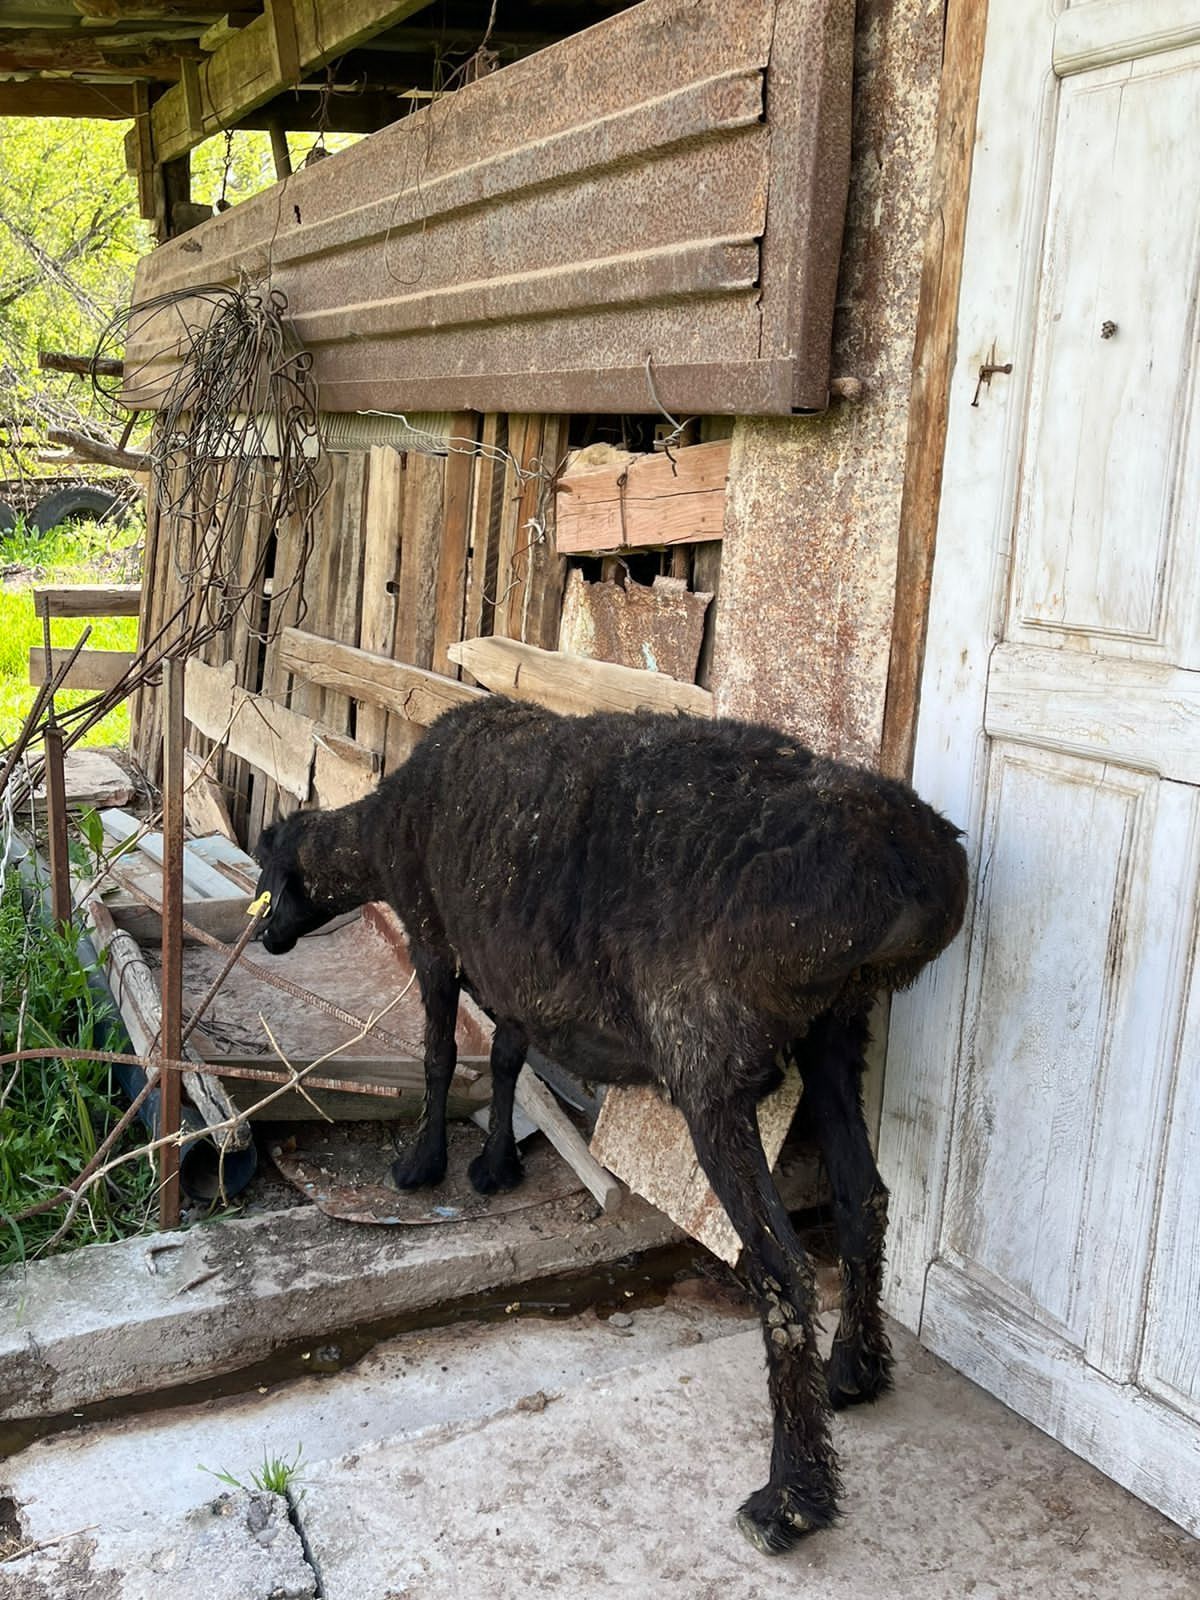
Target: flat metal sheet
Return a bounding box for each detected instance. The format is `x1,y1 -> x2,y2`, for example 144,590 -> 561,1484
270,1121 -> 583,1226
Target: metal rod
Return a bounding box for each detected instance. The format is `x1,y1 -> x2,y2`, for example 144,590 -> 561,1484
42,725 -> 72,929
158,656 -> 185,1228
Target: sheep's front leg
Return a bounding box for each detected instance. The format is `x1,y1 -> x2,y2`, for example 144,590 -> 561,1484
795,1004 -> 892,1409
392,948 -> 459,1190
468,1020 -> 527,1195
681,1085 -> 839,1554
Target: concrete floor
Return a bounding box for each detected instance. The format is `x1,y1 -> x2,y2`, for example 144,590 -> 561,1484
2,1288 -> 1197,1600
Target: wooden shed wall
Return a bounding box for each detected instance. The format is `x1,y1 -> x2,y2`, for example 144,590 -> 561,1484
132,417 -> 722,844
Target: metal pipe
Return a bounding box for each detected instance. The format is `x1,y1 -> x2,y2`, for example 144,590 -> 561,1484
158,657 -> 185,1228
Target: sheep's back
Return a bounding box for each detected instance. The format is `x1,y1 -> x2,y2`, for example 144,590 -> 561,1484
381,700 -> 964,1026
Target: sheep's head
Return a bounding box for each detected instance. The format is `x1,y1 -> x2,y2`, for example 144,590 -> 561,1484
253,819 -> 340,955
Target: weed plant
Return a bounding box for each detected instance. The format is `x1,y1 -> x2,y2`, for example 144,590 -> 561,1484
0,872 -> 156,1266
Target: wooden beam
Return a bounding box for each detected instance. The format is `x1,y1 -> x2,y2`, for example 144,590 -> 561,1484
130,81 -> 158,222
148,0 -> 432,166
446,636 -> 713,719
265,0 -> 301,86
0,82 -> 136,118
555,441 -> 730,555
46,428 -> 148,473
0,35 -> 195,78
39,350 -> 125,378
34,585 -> 142,620
880,0 -> 990,780
278,627 -> 484,726
183,658 -> 316,801
29,647 -> 136,692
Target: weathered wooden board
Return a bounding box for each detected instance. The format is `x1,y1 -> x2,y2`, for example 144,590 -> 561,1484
447,636 -> 713,718
183,658 -> 316,801
182,750 -> 236,841
313,728 -> 381,809
279,629 -> 483,725
31,748 -> 134,811
33,584 -> 141,619
590,1068 -> 803,1263
29,648 -> 136,692
555,441 -> 730,554
357,445 -> 404,754
432,417 -> 478,677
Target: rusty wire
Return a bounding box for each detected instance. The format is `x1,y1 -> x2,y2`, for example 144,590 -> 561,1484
0,284 -> 329,783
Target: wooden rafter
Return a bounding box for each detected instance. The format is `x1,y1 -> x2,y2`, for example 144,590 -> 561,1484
143,0 -> 434,165
0,82 -> 136,118
0,32 -> 202,78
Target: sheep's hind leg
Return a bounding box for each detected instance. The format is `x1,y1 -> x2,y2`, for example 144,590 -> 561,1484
392,949 -> 459,1189
681,1082 -> 840,1555
796,1004 -> 892,1409
468,1020 -> 527,1195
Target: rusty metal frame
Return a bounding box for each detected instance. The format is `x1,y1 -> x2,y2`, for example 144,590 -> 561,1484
124,0 -> 854,417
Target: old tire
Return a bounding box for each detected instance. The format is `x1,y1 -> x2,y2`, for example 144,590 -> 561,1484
30,485 -> 122,532
0,499 -> 17,534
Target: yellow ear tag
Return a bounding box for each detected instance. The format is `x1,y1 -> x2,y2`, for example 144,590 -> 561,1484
248,890 -> 272,918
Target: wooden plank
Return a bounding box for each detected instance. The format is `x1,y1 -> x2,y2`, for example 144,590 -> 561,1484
248,458 -> 306,842
313,728 -> 381,809
432,415 -> 478,677
107,896 -> 255,948
880,0 -> 988,780
505,415 -> 544,641
387,448 -> 444,770
447,636 -> 713,718
29,648 -> 136,692
0,82 -> 136,119
101,809 -> 244,901
358,445 -> 405,754
520,416 -> 571,650
555,440 -> 730,554
183,748 -> 236,842
147,0 -> 432,166
279,628 -> 484,726
86,899 -> 251,1153
462,414 -> 507,667
590,1066 -> 802,1262
493,415 -> 531,641
515,1067 -> 623,1213
184,658 -> 316,801
32,585 -> 142,620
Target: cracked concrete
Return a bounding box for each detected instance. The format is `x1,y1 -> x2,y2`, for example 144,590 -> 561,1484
2,1290 -> 1196,1600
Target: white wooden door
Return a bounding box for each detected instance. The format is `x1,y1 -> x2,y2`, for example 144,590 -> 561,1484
880,0 -> 1200,1533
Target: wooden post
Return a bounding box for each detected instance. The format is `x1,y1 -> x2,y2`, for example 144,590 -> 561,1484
159,657 -> 185,1228
268,119 -> 293,179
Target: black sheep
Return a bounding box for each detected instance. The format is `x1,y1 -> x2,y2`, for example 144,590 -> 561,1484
254,696 -> 967,1554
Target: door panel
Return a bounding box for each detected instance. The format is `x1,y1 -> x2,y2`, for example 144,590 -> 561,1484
881,0 -> 1200,1536
1014,47 -> 1200,646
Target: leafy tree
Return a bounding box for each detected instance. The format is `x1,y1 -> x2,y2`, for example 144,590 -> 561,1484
0,118 -> 150,448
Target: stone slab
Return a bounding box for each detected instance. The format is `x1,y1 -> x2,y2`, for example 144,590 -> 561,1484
0,1193 -> 680,1422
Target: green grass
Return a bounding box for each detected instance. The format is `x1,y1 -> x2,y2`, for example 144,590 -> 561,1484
201,1446 -> 306,1497
0,872 -> 157,1266
0,515 -> 143,748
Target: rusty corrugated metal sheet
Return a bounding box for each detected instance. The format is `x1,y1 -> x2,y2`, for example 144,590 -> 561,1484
123,0 -> 853,417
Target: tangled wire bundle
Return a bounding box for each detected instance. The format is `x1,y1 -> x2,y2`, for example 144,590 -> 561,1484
94,282 -> 327,639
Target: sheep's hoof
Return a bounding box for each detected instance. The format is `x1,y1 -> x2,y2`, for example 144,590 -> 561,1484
825,1336 -> 893,1411
735,1484 -> 833,1556
468,1148 -> 524,1195
391,1147 -> 447,1189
